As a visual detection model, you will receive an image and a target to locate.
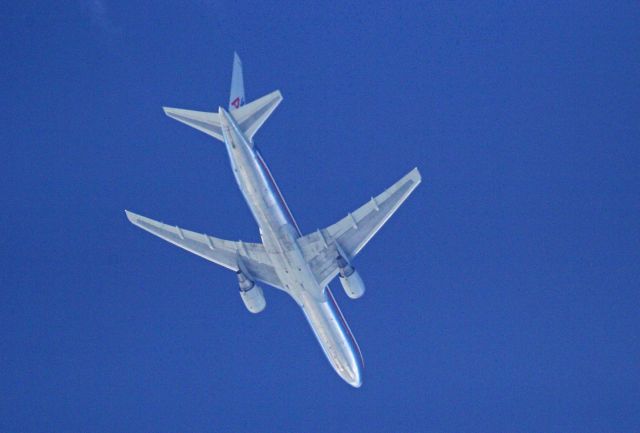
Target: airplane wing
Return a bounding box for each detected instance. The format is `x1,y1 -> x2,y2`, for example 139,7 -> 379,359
125,210 -> 284,290
297,168 -> 421,288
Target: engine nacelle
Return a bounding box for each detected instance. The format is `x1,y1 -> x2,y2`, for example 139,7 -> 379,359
237,271 -> 266,313
337,255 -> 365,299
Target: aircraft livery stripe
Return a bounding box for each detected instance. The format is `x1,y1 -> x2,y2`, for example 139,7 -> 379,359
255,149 -> 302,235
254,148 -> 364,368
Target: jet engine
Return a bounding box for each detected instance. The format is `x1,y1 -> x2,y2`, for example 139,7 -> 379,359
237,271 -> 266,313
337,255 -> 365,299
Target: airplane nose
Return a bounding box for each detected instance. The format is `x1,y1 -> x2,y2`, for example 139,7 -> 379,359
345,366 -> 362,388
341,356 -> 362,388
349,370 -> 362,388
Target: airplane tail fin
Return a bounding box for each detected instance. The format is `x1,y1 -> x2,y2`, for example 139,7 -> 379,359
163,53 -> 282,144
226,52 -> 283,142
163,90 -> 282,144
229,52 -> 245,111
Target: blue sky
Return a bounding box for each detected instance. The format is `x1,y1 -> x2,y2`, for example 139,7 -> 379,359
1,1 -> 639,432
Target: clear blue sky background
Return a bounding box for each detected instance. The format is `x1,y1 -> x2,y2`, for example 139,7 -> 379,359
2,2 -> 639,432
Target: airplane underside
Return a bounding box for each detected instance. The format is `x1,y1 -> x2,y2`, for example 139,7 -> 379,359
125,53 -> 421,387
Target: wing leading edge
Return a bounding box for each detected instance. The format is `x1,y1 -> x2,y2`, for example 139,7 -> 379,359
125,210 -> 284,290
297,168 -> 422,288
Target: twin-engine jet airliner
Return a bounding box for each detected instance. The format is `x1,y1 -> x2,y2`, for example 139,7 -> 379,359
125,54 -> 421,387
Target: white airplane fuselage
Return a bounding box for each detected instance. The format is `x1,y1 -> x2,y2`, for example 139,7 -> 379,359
218,108 -> 363,387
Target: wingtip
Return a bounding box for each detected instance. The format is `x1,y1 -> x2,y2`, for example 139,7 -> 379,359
412,167 -> 422,182
402,167 -> 422,184
124,209 -> 137,223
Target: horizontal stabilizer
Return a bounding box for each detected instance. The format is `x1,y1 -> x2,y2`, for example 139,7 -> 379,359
162,107 -> 224,141
163,90 -> 282,144
232,90 -> 282,142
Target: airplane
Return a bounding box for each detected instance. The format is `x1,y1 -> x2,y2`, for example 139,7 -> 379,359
125,53 -> 421,387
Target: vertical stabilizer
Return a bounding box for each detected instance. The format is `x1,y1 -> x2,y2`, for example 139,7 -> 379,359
229,52 -> 245,111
